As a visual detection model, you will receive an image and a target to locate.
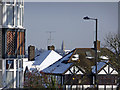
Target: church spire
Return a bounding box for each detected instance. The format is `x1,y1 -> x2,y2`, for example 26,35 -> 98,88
61,40 -> 65,51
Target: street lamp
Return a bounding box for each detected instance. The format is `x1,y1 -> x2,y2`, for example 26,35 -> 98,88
83,16 -> 98,88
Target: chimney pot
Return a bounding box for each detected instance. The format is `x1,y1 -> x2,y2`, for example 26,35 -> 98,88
48,45 -> 55,50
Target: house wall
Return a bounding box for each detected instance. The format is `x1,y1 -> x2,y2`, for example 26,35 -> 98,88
98,75 -> 118,85
0,0 -> 25,58
0,0 -> 25,88
63,74 -> 93,85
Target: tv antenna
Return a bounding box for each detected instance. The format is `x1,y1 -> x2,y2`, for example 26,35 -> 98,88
46,31 -> 56,46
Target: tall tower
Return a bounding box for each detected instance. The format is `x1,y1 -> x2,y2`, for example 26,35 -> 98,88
0,0 -> 25,88
61,40 -> 65,51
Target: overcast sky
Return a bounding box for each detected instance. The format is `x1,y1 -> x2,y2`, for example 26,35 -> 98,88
23,0 -> 119,2
24,2 -> 118,50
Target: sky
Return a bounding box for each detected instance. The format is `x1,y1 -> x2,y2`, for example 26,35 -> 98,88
23,0 -> 120,2
24,2 -> 118,50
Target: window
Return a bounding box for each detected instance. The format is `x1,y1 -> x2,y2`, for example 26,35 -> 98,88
0,5 -> 2,25
16,60 -> 18,69
19,71 -> 23,87
17,0 -> 21,3
21,0 -> 24,6
19,59 -> 23,68
20,7 -> 22,26
0,60 -> 2,69
6,60 -> 14,69
19,6 -> 24,26
15,6 -> 18,26
85,51 -> 92,57
6,0 -> 14,4
19,7 -> 23,26
6,5 -> 14,25
6,71 -> 14,88
0,71 -> 2,88
22,7 -> 24,26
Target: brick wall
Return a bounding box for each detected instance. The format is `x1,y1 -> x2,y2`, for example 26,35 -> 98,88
6,30 -> 25,57
17,31 -> 25,55
28,45 -> 35,61
6,31 -> 16,56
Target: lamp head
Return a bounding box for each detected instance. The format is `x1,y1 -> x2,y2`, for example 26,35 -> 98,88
83,16 -> 90,20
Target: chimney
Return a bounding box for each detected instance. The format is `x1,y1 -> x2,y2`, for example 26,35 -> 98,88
94,40 -> 100,51
48,45 -> 55,50
28,45 -> 35,61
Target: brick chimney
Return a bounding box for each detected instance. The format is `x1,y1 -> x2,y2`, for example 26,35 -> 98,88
28,45 -> 35,61
48,45 -> 55,50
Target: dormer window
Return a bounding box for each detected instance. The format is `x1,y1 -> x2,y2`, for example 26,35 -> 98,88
72,54 -> 79,61
85,51 -> 92,57
85,51 -> 94,59
6,60 -> 14,69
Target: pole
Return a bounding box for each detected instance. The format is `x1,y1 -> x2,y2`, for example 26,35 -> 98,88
83,16 -> 98,89
95,19 -> 98,89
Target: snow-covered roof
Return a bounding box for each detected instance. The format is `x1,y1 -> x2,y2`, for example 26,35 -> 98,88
42,52 -> 73,74
92,60 -> 108,73
99,56 -> 109,60
33,50 -> 62,71
23,58 -> 34,72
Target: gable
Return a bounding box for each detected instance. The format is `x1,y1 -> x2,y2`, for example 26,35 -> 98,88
98,65 -> 118,74
65,66 -> 84,75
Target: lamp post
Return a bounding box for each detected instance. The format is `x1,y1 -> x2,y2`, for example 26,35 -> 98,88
83,16 -> 98,88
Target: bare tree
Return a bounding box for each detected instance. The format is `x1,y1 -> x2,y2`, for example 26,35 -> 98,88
104,33 -> 120,89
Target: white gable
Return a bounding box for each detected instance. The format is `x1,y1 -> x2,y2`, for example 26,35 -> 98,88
98,64 -> 118,75
98,69 -> 107,74
77,71 -> 84,74
98,65 -> 108,74
65,70 -> 72,74
111,70 -> 118,74
103,65 -> 108,73
65,66 -> 83,74
110,67 -> 113,73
